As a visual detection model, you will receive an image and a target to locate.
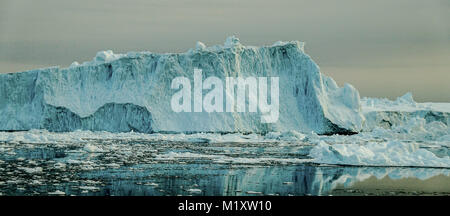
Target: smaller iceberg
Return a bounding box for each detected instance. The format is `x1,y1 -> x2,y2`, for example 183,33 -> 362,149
310,141 -> 450,168
362,93 -> 450,131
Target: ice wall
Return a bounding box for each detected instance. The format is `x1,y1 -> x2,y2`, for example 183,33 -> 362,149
0,36 -> 364,134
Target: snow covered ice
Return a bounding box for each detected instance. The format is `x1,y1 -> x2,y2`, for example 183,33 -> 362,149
0,36 -> 363,134
362,92 -> 450,131
310,141 -> 450,167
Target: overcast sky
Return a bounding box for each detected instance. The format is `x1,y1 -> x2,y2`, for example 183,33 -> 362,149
1,0 -> 449,102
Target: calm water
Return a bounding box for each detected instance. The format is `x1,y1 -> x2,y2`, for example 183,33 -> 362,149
0,139 -> 449,196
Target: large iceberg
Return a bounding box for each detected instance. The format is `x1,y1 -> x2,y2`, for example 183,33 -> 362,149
0,36 -> 364,134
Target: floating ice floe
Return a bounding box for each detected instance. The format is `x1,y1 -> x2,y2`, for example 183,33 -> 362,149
187,188 -> 202,193
19,167 -> 43,174
310,141 -> 450,168
48,190 -> 65,195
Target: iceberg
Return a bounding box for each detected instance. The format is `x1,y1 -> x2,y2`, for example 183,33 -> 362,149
310,141 -> 450,168
362,93 -> 450,131
0,36 -> 364,134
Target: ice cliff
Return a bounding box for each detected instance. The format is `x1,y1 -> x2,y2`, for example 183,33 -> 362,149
0,36 -> 364,134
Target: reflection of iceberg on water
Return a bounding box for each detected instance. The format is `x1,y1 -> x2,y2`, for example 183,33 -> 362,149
220,166 -> 450,196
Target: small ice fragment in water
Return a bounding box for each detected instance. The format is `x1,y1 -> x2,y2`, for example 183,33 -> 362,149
53,162 -> 66,170
19,167 -> 43,174
246,191 -> 262,194
83,143 -> 104,153
48,190 -> 65,195
79,186 -> 100,191
187,188 -> 202,193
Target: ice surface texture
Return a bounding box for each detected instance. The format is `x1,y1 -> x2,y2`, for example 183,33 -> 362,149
310,141 -> 450,168
362,93 -> 450,131
0,36 -> 364,134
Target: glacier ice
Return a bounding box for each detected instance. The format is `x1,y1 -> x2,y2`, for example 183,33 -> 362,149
0,36 -> 364,134
362,93 -> 450,131
309,141 -> 450,168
